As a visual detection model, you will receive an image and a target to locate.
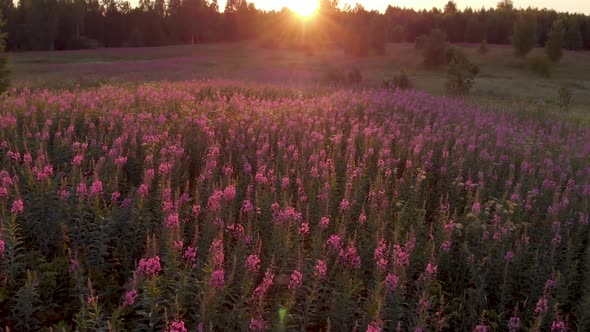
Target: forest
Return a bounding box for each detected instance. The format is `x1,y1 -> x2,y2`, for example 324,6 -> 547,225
3,0 -> 590,52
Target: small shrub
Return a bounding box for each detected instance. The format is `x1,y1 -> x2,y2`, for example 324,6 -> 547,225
557,86 -> 573,110
528,55 -> 551,77
347,67 -> 362,84
321,67 -> 346,84
511,15 -> 537,57
445,49 -> 480,95
383,71 -> 413,90
478,40 -> 489,54
66,36 -> 101,50
414,35 -> 427,50
545,19 -> 565,62
422,29 -> 448,69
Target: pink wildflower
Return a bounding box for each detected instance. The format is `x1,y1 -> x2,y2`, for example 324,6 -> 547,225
90,179 -> 103,196
11,199 -> 23,215
314,260 -> 327,279
246,254 -> 261,273
249,316 -> 265,332
168,320 -> 188,332
289,270 -> 303,290
209,269 -> 225,289
137,256 -> 162,277
123,289 -> 137,306
385,273 -> 399,292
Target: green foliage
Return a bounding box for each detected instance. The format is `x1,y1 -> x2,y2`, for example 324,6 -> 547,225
546,19 -> 566,62
478,40 -> 489,54
557,86 -> 573,110
414,35 -> 427,50
445,49 -> 480,94
347,67 -> 362,84
321,66 -> 346,84
527,55 -> 551,77
12,271 -> 41,330
421,29 -> 448,69
382,71 -> 413,90
66,36 -> 101,50
565,17 -> 584,50
0,9 -> 10,94
321,66 -> 362,85
511,15 -> 537,57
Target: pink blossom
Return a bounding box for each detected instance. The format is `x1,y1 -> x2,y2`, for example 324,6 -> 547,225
11,199 -> 23,215
168,320 -> 188,332
137,256 -> 162,277
373,239 -> 388,272
166,213 -> 180,228
288,270 -> 303,290
534,296 -> 548,315
183,246 -> 197,267
320,216 -> 331,230
508,316 -> 520,332
76,183 -> 87,197
551,320 -> 566,332
246,254 -> 261,273
314,260 -> 327,279
299,222 -> 310,236
252,269 -> 274,301
339,243 -> 361,269
137,184 -> 149,197
90,179 -> 103,196
0,239 -> 5,257
209,269 -> 225,289
366,321 -> 382,332
358,213 -> 367,225
504,250 -> 515,263
385,273 -> 399,292
249,316 -> 265,332
339,198 -> 351,211
222,185 -> 236,202
123,289 -> 137,306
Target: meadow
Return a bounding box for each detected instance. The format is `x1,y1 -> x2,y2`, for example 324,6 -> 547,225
1,43 -> 589,331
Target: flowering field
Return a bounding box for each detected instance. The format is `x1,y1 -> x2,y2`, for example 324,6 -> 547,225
0,81 -> 589,331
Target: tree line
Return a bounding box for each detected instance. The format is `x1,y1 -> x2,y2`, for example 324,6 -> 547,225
2,0 -> 590,52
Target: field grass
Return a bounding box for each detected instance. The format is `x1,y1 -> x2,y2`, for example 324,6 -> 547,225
11,43 -> 590,112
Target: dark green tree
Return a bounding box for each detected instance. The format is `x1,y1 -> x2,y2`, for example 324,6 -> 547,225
511,14 -> 537,57
545,19 -> 565,62
0,8 -> 10,94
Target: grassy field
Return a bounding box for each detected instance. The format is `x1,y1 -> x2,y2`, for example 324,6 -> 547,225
10,42 -> 590,116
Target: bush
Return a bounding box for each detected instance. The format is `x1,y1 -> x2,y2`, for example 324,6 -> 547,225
545,19 -> 565,62
511,15 -> 537,57
445,49 -> 480,95
414,35 -> 427,50
528,55 -> 551,77
557,86 -> 573,110
347,67 -> 362,84
422,29 -> 448,69
66,36 -> 101,50
321,66 -> 346,84
478,40 -> 489,54
382,71 -> 413,90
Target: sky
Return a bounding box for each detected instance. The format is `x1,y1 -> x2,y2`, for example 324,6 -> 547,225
244,1 -> 590,14
122,0 -> 590,15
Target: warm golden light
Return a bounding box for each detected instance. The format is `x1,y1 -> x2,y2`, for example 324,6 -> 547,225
288,0 -> 319,18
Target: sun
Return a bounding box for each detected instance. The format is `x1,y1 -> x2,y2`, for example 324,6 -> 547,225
289,0 -> 319,19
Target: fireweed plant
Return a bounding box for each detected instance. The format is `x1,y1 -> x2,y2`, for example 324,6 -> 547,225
0,81 -> 588,331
